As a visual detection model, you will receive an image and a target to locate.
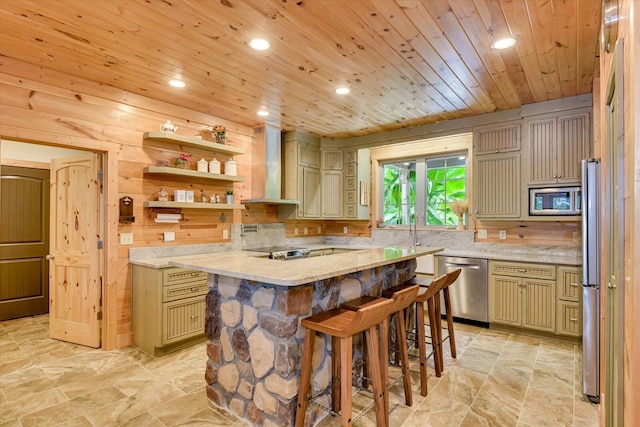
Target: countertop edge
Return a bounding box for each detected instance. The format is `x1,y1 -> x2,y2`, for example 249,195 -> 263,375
170,246 -> 443,287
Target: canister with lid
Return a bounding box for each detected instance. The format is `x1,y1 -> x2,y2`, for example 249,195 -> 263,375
224,159 -> 237,176
197,158 -> 208,172
209,158 -> 221,174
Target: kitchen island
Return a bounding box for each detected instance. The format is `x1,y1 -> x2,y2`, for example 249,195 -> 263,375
171,246 -> 442,427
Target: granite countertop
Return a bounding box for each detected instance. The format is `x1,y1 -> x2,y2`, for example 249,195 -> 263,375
168,246 -> 443,287
434,249 -> 581,266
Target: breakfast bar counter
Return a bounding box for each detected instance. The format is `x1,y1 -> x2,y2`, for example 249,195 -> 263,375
173,246 -> 442,426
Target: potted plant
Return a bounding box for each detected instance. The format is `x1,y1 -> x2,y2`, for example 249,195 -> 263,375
174,152 -> 192,169
210,125 -> 227,145
225,188 -> 234,204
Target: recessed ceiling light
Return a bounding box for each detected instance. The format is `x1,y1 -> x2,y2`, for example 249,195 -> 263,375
491,37 -> 517,50
249,38 -> 270,51
257,110 -> 269,117
335,87 -> 350,95
169,79 -> 185,88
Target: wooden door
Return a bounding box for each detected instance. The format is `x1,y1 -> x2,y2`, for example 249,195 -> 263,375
604,45 -> 624,424
0,166 -> 50,320
49,154 -> 101,348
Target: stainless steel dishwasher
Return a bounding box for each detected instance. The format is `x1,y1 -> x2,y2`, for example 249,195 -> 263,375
436,256 -> 488,326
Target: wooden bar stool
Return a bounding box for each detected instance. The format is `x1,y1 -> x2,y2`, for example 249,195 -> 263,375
389,274 -> 448,397
295,298 -> 395,427
341,284 -> 419,422
438,269 -> 461,365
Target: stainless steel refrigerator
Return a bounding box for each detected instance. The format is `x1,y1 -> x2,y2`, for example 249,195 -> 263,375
582,158 -> 601,403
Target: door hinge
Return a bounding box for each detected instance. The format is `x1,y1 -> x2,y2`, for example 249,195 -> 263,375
97,170 -> 104,180
97,240 -> 103,250
97,311 -> 102,320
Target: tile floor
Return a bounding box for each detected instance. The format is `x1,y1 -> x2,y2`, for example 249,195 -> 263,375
0,314 -> 599,426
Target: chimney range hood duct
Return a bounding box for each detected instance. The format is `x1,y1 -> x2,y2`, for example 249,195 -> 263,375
242,125 -> 299,205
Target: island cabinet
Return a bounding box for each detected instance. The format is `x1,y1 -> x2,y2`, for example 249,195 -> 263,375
525,110 -> 589,186
472,122 -> 522,219
132,265 -> 208,356
556,266 -> 582,336
489,261 -> 556,333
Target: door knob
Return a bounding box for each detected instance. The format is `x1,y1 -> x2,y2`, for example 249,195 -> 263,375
45,254 -> 55,260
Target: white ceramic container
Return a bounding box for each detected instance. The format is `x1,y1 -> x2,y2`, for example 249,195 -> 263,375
209,158 -> 221,174
224,159 -> 237,176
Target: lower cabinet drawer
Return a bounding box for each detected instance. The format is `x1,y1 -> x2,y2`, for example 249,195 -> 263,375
557,301 -> 582,336
162,296 -> 206,345
163,281 -> 208,302
490,261 -> 556,280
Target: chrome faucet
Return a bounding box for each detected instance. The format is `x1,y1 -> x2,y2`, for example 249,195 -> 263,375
409,213 -> 421,247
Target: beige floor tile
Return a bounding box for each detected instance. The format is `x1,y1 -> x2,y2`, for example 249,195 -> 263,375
0,388 -> 69,423
529,360 -> 575,396
519,388 -> 574,426
84,381 -> 185,425
0,315 -> 599,427
19,386 -> 127,427
453,346 -> 499,375
149,390 -> 236,425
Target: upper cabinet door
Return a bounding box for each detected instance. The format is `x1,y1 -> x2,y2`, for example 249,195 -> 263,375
528,117 -> 557,185
473,122 -> 521,156
473,152 -> 521,219
526,110 -> 589,186
557,112 -> 589,184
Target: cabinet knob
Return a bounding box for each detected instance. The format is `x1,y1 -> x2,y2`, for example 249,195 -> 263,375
495,149 -> 499,153
557,174 -> 562,178
45,254 -> 55,260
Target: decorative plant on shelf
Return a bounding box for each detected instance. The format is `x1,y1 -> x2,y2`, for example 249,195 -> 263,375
210,125 -> 227,144
225,188 -> 234,204
448,200 -> 469,231
174,152 -> 192,169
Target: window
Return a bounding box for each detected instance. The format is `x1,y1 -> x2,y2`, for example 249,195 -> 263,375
381,153 -> 467,227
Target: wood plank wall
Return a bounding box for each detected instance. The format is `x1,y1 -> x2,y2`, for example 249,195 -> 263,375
0,57 -> 274,348
474,220 -> 580,246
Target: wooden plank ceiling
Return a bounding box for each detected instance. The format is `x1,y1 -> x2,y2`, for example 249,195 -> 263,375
0,0 -> 601,138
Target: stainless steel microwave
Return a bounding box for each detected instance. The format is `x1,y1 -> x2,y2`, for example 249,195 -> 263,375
529,187 -> 582,215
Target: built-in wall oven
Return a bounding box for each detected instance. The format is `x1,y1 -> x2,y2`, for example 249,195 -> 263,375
529,187 -> 582,216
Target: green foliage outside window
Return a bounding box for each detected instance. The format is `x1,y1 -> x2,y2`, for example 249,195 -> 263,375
383,165 -> 415,224
426,164 -> 466,226
381,155 -> 466,227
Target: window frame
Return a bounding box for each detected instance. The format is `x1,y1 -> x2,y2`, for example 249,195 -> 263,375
370,133 -> 472,229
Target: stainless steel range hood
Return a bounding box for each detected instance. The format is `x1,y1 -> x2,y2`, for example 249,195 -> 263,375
242,125 -> 299,205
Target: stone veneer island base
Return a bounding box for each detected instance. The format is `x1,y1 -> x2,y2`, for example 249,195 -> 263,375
171,246 -> 442,426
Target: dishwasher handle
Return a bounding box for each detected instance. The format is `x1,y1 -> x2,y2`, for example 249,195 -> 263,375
444,262 -> 481,269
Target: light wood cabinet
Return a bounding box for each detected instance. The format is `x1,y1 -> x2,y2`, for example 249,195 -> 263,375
525,111 -> 589,186
473,152 -> 521,219
472,122 -> 522,219
489,261 -> 556,333
489,261 -> 583,337
556,266 -> 582,337
283,133 -> 322,219
132,265 -> 208,356
321,149 -> 344,218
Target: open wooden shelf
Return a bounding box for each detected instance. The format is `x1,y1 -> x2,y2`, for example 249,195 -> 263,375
143,132 -> 245,156
144,201 -> 245,210
143,166 -> 245,182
